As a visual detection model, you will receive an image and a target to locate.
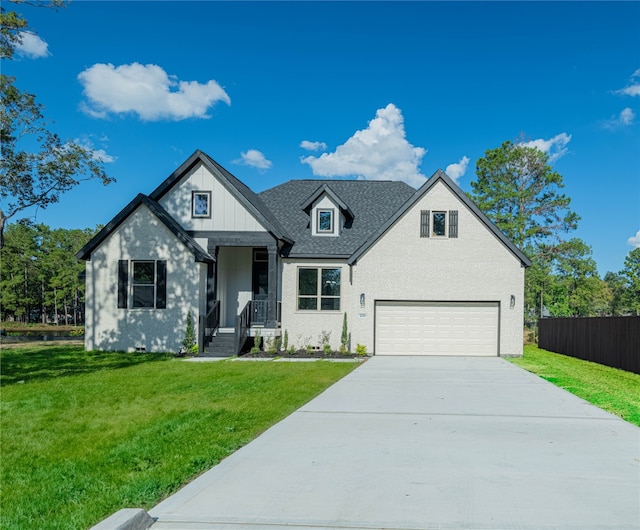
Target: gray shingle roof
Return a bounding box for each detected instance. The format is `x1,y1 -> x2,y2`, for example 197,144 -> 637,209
259,180 -> 415,257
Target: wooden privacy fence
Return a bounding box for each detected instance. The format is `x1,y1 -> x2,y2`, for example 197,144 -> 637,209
538,316 -> 640,374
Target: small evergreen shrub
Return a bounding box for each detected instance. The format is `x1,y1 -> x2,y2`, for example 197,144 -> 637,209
341,312 -> 348,352
182,310 -> 196,354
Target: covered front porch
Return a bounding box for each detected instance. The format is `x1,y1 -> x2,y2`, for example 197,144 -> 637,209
196,232 -> 282,355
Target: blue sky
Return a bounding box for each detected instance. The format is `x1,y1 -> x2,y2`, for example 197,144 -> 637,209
4,1 -> 639,275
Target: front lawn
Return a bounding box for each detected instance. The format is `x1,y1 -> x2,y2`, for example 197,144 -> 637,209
508,345 -> 640,427
0,345 -> 359,530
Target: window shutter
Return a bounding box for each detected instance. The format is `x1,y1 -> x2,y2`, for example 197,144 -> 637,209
449,210 -> 458,238
117,260 -> 128,309
156,260 -> 167,309
420,210 -> 430,238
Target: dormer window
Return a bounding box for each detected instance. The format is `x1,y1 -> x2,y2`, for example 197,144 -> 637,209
317,209 -> 335,234
302,184 -> 354,237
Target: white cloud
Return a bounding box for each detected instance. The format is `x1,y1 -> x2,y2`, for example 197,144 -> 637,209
91,148 -> 116,164
233,149 -> 272,170
301,103 -> 427,187
619,107 -> 635,125
604,107 -> 636,129
628,230 -> 640,248
445,156 -> 470,183
615,69 -> 640,97
77,63 -> 230,121
520,133 -> 571,163
300,140 -> 327,151
73,137 -> 116,163
15,31 -> 49,59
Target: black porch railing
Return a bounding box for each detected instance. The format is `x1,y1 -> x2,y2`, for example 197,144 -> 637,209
234,300 -> 281,354
199,300 -> 220,353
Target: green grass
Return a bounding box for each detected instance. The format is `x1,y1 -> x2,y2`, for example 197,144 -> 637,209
509,345 -> 640,427
0,345 -> 358,530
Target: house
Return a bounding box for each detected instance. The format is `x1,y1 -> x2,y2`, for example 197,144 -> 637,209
77,150 -> 531,356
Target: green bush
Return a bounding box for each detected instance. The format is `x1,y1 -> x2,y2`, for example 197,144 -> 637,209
182,311 -> 196,353
355,343 -> 367,356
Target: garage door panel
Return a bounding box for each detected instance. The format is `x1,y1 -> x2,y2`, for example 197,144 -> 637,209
375,301 -> 499,356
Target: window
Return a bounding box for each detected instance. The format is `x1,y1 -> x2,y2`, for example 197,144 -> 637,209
298,267 -> 341,311
317,209 -> 334,234
132,261 -> 155,307
118,260 -> 166,309
420,210 -> 458,239
432,211 -> 446,237
192,191 -> 211,218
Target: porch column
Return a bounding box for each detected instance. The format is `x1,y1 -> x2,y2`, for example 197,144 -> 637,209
267,245 -> 278,327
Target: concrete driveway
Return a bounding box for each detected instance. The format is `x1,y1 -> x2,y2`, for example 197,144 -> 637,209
149,356 -> 640,530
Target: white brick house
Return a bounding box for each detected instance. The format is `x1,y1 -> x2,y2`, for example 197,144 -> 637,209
78,150 -> 530,356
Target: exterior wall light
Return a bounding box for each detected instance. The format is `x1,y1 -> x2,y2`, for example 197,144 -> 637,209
510,295 -> 516,309
360,293 -> 365,308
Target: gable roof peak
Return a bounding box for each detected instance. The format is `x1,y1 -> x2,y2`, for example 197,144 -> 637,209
76,193 -> 212,263
149,150 -> 293,244
347,168 -> 531,267
300,183 -> 355,219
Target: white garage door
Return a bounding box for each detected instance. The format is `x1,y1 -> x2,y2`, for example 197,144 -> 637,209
375,301 -> 499,356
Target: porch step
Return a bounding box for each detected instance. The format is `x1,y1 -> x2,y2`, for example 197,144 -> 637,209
200,332 -> 236,357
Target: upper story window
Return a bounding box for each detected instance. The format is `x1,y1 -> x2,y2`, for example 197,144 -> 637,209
192,191 -> 211,218
420,210 -> 458,239
302,185 -> 353,237
432,211 -> 447,237
317,209 -> 335,234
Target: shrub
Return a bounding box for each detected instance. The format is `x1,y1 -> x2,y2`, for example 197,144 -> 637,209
182,310 -> 196,354
250,328 -> 262,354
319,330 -> 331,354
355,343 -> 367,356
341,312 -> 349,352
282,330 -> 289,351
265,336 -> 278,354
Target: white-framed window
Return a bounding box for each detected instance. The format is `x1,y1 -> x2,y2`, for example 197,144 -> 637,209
192,191 -> 211,218
317,209 -> 335,234
297,267 -> 341,311
118,259 -> 167,309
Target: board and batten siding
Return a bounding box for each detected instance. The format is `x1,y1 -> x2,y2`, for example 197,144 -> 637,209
348,180 -> 525,357
158,162 -> 267,232
84,204 -> 204,353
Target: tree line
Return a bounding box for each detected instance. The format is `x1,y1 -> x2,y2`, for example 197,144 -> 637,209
0,222 -> 98,324
471,140 -> 639,319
